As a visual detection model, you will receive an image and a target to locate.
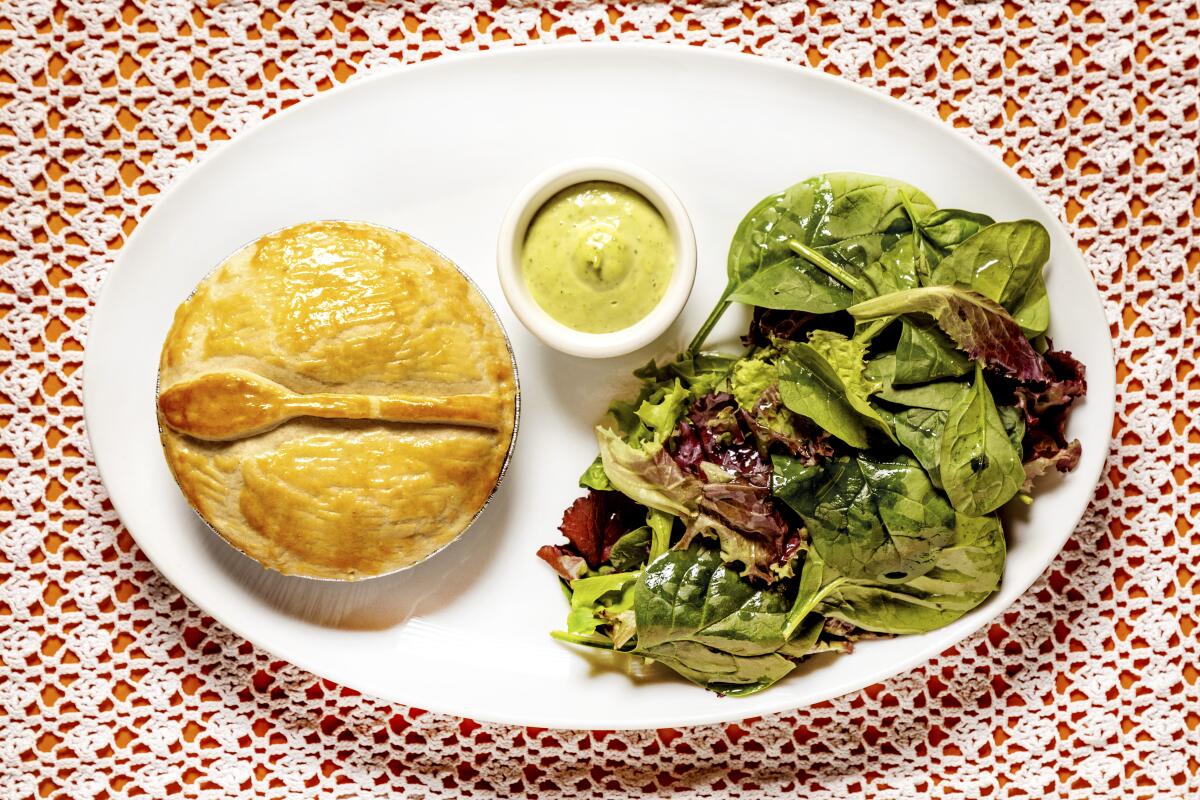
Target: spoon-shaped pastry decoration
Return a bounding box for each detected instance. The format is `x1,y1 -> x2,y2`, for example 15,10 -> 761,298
158,370 -> 505,442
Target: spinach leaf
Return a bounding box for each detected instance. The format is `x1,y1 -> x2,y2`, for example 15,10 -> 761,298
870,354 -> 965,410
634,546 -> 791,656
777,614 -> 828,658
770,454 -> 824,509
998,404 -> 1026,456
858,456 -> 957,581
862,353 -> 901,400
1011,275 -> 1049,338
917,208 -> 995,251
689,173 -> 935,353
806,513 -> 1003,638
813,511 -> 1003,635
630,543 -> 850,694
928,220 -> 1050,337
778,332 -> 894,446
894,407 -> 949,486
815,582 -> 978,635
882,382 -> 963,411
782,547 -> 842,637
816,173 -> 936,241
847,286 -> 1050,383
906,512 -> 1005,597
637,641 -> 795,696
726,174 -> 933,287
728,260 -> 852,313
787,511 -> 1005,636
854,233 -> 923,302
893,320 -> 971,384
778,347 -> 868,448
929,220 -> 1048,306
798,456 -> 953,585
596,427 -> 702,518
938,364 -> 1026,515
819,231 -> 906,271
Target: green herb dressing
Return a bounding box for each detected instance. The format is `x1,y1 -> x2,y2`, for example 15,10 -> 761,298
522,181 -> 674,334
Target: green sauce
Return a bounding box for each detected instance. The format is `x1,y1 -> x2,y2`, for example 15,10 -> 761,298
522,181 -> 675,334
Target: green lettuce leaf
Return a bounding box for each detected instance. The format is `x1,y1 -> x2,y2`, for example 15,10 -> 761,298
596,427 -> 702,519
565,571 -> 639,638
729,354 -> 779,410
635,379 -> 690,446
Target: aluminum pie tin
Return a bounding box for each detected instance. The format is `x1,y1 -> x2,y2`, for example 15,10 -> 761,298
155,220 -> 521,582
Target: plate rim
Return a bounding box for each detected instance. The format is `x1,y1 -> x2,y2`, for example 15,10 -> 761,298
82,41 -> 1116,730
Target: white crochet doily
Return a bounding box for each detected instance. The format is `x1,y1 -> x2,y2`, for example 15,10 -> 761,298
2,1 -> 1197,797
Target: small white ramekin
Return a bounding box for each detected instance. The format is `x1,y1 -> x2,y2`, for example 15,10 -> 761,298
496,157 -> 697,359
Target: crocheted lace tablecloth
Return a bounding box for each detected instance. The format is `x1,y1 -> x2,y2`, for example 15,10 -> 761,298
2,1 -> 1197,797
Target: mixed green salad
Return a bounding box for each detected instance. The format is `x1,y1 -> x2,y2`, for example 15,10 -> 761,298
537,172 -> 1087,695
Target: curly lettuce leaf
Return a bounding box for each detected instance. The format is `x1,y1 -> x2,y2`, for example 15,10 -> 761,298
686,480 -> 796,582
535,546 -> 587,581
671,393 -> 772,487
848,286 -> 1050,383
1014,345 -> 1087,488
596,427 -> 702,519
578,456 -> 612,491
565,571 -> 639,638
730,355 -> 779,410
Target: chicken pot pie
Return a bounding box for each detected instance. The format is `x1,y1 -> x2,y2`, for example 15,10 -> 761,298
157,221 -> 518,580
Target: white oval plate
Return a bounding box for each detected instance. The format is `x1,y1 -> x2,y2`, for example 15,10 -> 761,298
84,43 -> 1114,730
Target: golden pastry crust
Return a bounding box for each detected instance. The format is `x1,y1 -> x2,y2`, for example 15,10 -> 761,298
157,221 -> 517,580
